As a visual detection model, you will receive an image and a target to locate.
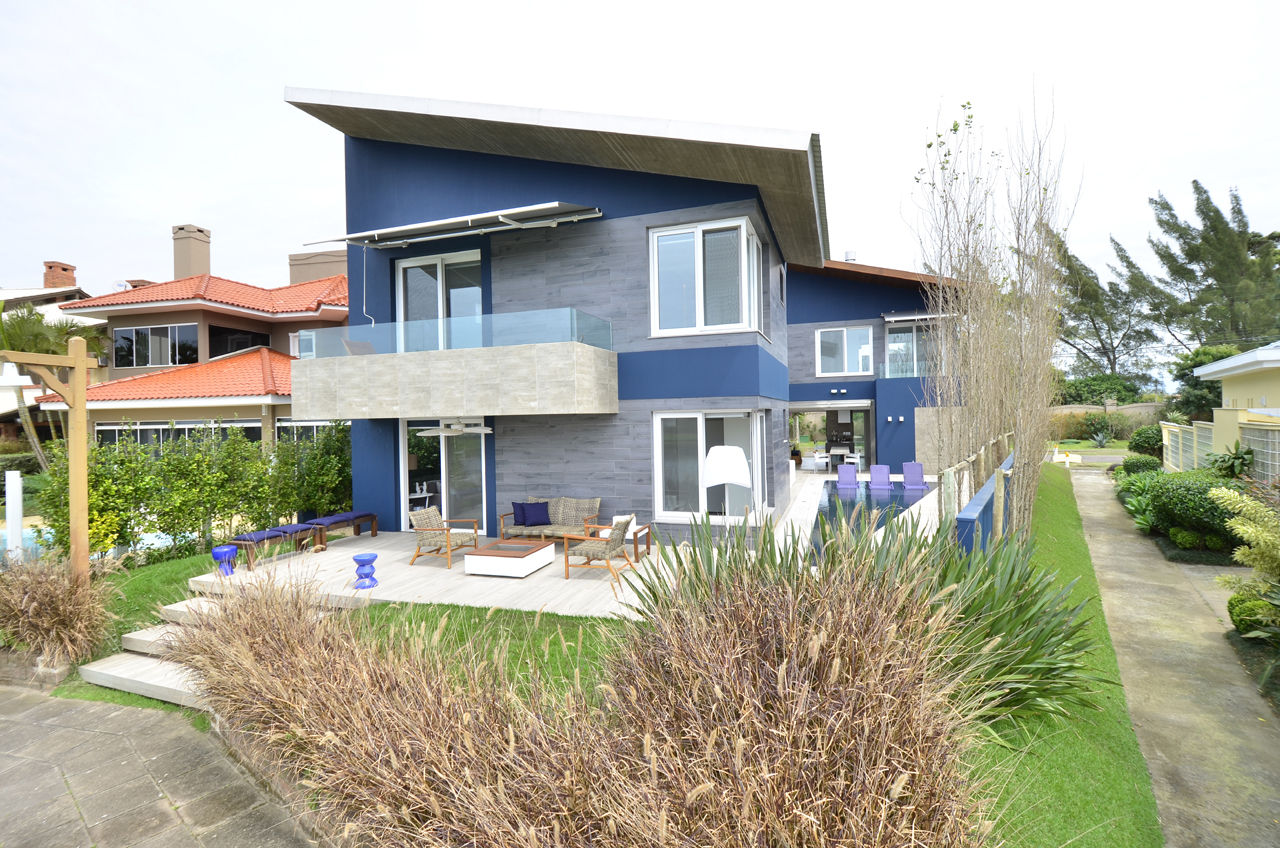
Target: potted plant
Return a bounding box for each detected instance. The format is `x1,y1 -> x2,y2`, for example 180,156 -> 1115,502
790,440 -> 803,468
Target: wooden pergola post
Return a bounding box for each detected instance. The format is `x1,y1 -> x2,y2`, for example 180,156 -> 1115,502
0,337 -> 90,585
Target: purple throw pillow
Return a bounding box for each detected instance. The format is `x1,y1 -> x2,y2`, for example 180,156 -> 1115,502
512,502 -> 527,526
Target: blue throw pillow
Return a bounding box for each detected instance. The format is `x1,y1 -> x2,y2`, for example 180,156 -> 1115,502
512,502 -> 527,526
523,501 -> 550,527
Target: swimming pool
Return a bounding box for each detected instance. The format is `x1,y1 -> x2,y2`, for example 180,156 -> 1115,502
811,480 -> 934,546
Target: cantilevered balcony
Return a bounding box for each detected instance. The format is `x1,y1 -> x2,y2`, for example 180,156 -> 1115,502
290,308 -> 617,419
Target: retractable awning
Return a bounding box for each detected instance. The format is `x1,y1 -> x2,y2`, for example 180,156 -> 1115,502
308,202 -> 602,249
883,311 -> 946,323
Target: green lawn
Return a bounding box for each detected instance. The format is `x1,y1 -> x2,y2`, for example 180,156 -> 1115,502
52,552 -> 214,727
974,463 -> 1161,847
1054,438 -> 1131,453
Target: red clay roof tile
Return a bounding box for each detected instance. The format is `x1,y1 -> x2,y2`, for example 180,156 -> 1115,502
38,347 -> 294,404
60,274 -> 347,315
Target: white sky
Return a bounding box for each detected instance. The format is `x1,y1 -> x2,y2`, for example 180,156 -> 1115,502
1,0 -> 1276,302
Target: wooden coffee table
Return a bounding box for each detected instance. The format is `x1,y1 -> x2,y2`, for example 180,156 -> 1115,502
464,538 -> 556,578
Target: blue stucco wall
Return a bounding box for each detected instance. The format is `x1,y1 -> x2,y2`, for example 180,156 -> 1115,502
618,346 -> 787,401
351,419 -> 402,531
786,269 -> 927,323
874,377 -> 927,470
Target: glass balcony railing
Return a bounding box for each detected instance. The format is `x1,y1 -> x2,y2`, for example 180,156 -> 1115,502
298,308 -> 613,359
879,359 -> 937,379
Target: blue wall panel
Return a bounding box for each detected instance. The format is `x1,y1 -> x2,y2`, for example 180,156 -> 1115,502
351,419 -> 403,531
345,138 -> 758,233
874,378 -> 926,470
618,346 -> 788,400
788,381 -> 876,403
957,452 -> 1016,552
786,269 -> 927,324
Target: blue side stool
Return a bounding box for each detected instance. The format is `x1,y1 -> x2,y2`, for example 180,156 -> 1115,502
352,552 -> 378,589
212,544 -> 238,577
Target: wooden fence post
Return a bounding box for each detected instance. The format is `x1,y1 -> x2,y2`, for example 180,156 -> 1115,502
942,467 -> 957,528
992,468 -> 1006,541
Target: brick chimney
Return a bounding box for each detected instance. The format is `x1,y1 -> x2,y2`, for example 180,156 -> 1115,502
172,224 -> 211,279
43,261 -> 76,288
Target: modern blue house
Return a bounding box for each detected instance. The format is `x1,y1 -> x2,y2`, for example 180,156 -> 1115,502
286,90 -> 934,538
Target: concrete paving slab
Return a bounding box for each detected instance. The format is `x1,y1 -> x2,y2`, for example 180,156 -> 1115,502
86,798 -> 180,848
0,684 -> 312,848
1072,469 -> 1280,848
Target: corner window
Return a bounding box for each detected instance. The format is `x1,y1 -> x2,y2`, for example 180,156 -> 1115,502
884,324 -> 934,378
650,218 -> 762,336
113,324 -> 198,368
816,326 -> 873,377
653,411 -> 769,522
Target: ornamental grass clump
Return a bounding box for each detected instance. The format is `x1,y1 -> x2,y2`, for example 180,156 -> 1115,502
0,557 -> 116,665
172,541 -> 992,847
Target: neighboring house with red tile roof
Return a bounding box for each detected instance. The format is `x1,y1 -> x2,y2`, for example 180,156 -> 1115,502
41,227 -> 348,442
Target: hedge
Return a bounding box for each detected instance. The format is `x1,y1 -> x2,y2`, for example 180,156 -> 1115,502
1148,469 -> 1243,537
1122,455 -> 1162,475
1129,425 -> 1162,458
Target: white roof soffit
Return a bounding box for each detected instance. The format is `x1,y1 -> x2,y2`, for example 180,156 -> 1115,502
1193,342 -> 1280,380
286,88 -> 829,265
311,202 -> 602,249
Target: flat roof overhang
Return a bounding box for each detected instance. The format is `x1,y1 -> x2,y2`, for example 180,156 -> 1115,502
311,202 -> 602,249
286,87 -> 828,265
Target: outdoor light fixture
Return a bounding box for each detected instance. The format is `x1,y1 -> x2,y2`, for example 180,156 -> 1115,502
886,416 -> 892,422
840,389 -> 847,394
830,389 -> 837,394
898,416 -> 905,422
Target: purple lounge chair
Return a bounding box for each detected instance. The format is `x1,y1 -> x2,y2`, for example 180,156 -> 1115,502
903,462 -> 928,489
836,464 -> 859,488
868,464 -> 891,489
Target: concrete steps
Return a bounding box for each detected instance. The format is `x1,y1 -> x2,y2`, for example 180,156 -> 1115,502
120,623 -> 183,657
159,596 -> 222,625
78,652 -> 202,709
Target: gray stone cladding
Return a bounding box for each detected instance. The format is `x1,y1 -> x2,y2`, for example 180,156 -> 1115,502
788,318 -> 885,384
494,396 -> 792,545
489,199 -> 788,363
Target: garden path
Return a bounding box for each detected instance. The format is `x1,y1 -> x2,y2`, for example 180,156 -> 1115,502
0,685 -> 313,848
1071,469 -> 1280,847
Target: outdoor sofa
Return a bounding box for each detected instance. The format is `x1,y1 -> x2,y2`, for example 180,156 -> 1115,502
499,496 -> 600,541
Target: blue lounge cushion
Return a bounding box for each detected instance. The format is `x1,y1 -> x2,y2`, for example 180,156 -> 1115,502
307,511 -> 374,528
232,529 -> 286,544
512,502 -> 527,526
272,523 -> 317,536
523,501 -> 550,527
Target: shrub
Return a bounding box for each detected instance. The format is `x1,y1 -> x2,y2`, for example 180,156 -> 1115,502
1117,469 -> 1162,500
173,540 -> 991,847
1049,412 -> 1088,441
0,438 -> 30,455
0,558 -> 115,665
1059,373 -> 1143,406
1207,487 -> 1280,582
1084,411 -> 1133,441
1231,598 -> 1276,635
1168,527 -> 1204,550
0,452 -> 40,475
1204,533 -> 1229,552
1122,455 -> 1162,475
1128,424 -> 1163,458
1148,470 -> 1242,536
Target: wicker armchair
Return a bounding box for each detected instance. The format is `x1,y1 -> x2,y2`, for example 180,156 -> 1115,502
408,507 -> 478,568
562,514 -> 634,581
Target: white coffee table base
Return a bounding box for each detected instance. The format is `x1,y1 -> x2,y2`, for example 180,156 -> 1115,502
464,542 -> 556,578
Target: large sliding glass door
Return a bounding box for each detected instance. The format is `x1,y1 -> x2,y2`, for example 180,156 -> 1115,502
653,410 -> 769,523
402,420 -> 487,534
396,250 -> 483,351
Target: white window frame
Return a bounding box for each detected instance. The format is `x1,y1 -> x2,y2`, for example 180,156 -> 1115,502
112,322 -> 199,369
397,418 -> 488,536
652,410 -> 770,525
394,249 -> 482,352
815,326 -> 875,377
649,217 -> 763,337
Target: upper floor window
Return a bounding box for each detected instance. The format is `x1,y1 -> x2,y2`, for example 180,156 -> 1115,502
650,218 -> 762,336
397,250 -> 483,351
210,324 -> 270,359
816,326 -> 873,377
885,323 -> 934,378
113,323 -> 197,368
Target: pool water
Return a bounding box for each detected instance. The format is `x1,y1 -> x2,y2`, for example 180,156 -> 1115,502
811,480 -> 933,546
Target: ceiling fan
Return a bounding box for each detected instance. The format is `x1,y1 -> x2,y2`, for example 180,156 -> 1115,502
416,419 -> 493,437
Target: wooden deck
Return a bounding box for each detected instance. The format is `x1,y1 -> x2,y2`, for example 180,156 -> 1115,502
188,532 -> 643,619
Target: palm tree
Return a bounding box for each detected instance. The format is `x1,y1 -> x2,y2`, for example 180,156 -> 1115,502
0,304 -> 108,471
